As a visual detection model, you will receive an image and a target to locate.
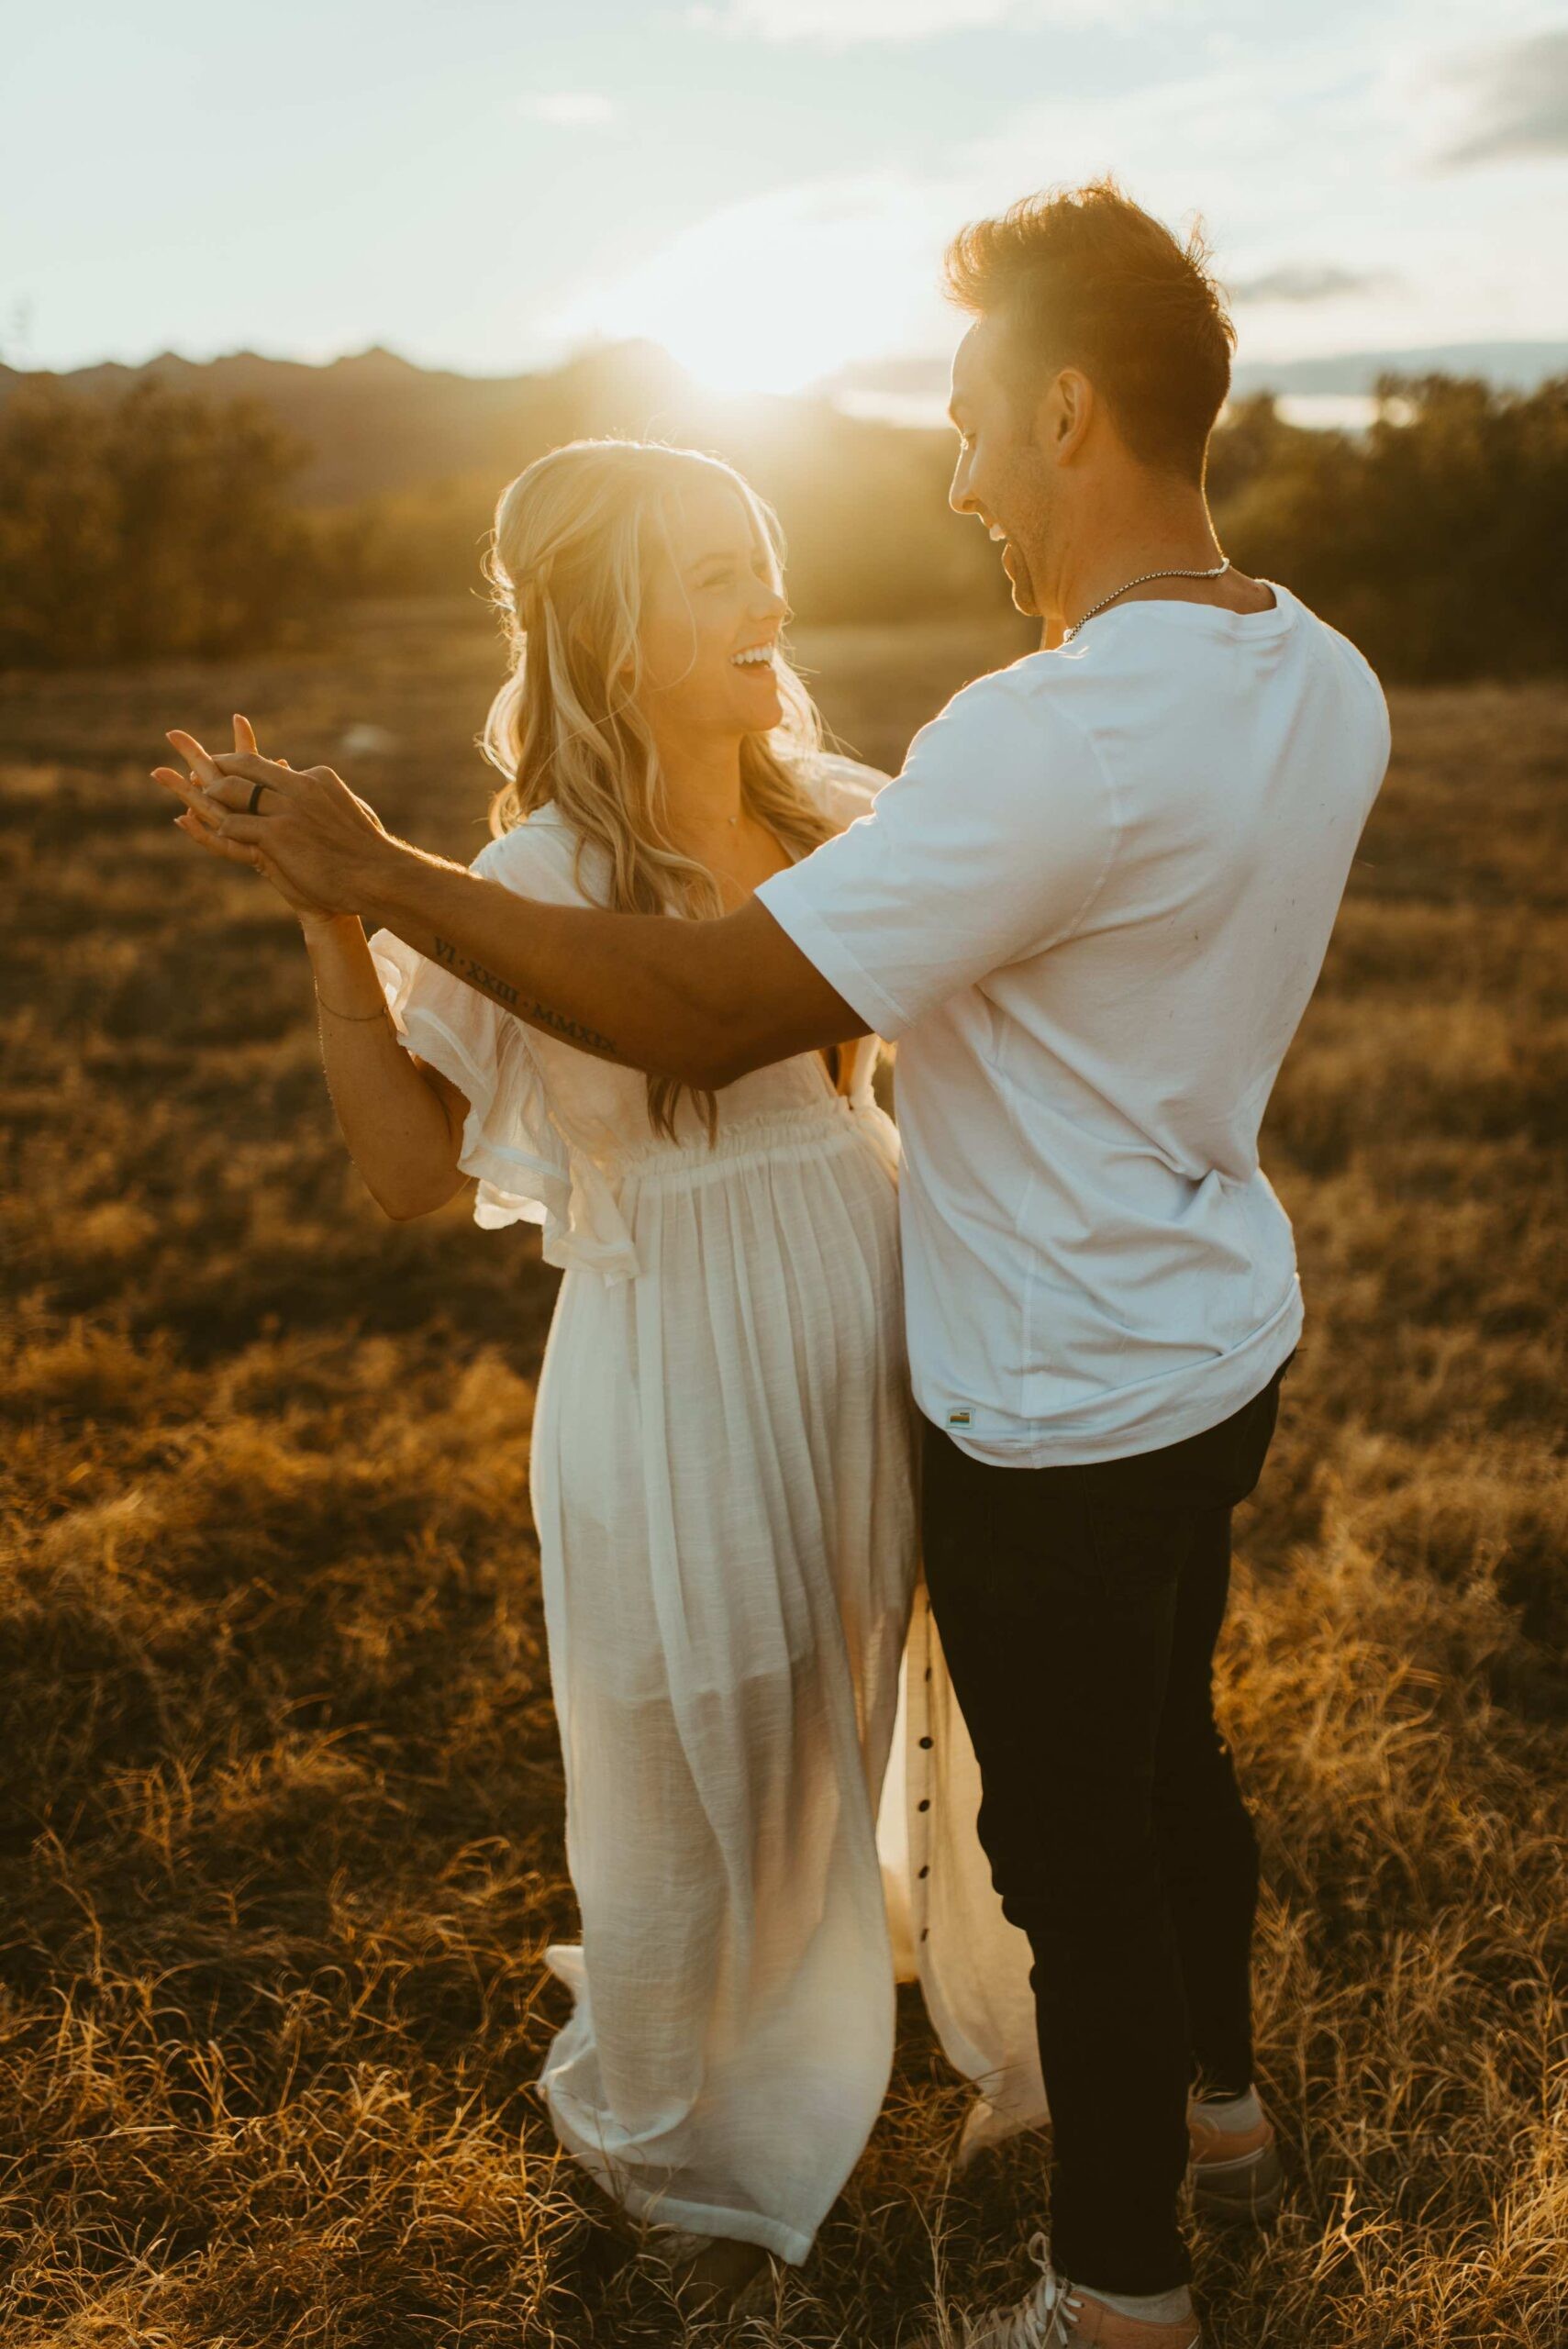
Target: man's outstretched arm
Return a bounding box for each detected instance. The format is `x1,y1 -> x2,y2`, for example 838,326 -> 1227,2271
175,741 -> 867,1088
366,844 -> 868,1088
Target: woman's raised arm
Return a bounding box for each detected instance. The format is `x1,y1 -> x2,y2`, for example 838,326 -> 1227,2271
156,721 -> 471,1223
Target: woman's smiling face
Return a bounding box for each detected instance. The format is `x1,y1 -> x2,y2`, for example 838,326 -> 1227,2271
637,472 -> 788,743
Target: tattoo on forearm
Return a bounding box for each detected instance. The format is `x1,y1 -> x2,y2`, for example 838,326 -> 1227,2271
521,1000 -> 621,1053
432,937 -> 618,1054
432,935 -> 517,1005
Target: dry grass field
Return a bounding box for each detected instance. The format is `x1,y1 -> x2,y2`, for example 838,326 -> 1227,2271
3,603 -> 1566,2348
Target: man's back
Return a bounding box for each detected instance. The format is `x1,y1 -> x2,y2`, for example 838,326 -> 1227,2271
1023,585 -> 1388,1183
754,581 -> 1392,1464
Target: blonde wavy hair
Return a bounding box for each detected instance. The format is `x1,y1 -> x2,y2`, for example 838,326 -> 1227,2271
479,439 -> 839,1146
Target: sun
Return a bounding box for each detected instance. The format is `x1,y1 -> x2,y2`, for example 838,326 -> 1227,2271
556,182 -> 944,401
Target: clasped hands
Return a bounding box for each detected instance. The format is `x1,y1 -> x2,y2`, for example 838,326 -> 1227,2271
152,714 -> 401,921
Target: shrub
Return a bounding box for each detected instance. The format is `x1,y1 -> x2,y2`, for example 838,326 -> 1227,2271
0,378 -> 330,667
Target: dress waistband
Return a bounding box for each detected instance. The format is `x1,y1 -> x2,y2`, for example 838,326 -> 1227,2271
609,1094 -> 887,1186
544,1096 -> 900,1286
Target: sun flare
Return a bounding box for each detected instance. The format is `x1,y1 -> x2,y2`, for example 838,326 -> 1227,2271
555,183 -> 946,400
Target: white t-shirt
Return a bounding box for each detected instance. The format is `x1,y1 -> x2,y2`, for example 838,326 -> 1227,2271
755,582 -> 1390,1466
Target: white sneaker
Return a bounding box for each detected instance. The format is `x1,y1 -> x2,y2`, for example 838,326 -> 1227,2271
939,2234 -> 1201,2349
1187,2089 -> 1284,2223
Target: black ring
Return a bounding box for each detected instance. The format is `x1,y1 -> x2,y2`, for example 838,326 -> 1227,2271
246,780 -> 269,815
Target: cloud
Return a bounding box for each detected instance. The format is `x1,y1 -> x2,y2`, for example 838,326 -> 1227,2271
545,19 -> 1567,401
690,0 -> 1012,36
1430,28 -> 1568,168
688,0 -> 1152,42
515,92 -> 619,128
1228,262 -> 1401,305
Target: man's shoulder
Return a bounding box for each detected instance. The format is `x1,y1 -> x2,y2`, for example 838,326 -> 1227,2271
918,654 -> 1103,767
1233,577 -> 1385,710
1258,584 -> 1392,801
885,660 -> 1116,860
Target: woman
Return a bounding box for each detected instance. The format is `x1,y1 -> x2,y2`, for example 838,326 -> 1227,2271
158,438 -> 1041,2311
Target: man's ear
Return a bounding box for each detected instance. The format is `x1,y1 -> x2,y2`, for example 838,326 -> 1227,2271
1037,367 -> 1094,465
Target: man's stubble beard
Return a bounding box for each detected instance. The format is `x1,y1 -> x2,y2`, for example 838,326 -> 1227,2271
1002,476 -> 1054,620
1004,534 -> 1041,618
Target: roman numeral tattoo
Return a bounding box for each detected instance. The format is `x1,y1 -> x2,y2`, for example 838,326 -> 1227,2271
431,938 -> 618,1055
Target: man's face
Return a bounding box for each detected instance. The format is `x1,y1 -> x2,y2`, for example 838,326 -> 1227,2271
947,316 -> 1055,618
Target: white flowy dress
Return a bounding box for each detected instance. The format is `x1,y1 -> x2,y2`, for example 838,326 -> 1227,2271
370,755 -> 1042,2266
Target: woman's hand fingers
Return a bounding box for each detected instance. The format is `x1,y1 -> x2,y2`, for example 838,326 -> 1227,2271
170,767 -> 321,906
229,714 -> 297,768
178,807 -> 339,915
165,728 -> 228,791
153,762 -> 224,826
174,809 -> 328,919
175,808 -> 262,867
204,751 -> 300,811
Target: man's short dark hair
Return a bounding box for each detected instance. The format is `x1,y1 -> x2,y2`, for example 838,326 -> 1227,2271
944,176 -> 1235,484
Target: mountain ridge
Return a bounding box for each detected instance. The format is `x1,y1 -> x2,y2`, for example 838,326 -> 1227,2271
5,336 -> 1563,508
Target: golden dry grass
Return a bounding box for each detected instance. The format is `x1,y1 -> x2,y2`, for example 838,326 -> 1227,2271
2,605 -> 1565,2346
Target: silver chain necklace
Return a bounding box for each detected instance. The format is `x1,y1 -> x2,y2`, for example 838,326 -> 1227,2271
1062,554 -> 1230,642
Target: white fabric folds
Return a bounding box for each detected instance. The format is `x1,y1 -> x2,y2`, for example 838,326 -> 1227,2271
367,761 -> 1040,2261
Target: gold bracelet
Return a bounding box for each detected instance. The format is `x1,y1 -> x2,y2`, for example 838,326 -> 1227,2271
317,992 -> 393,1022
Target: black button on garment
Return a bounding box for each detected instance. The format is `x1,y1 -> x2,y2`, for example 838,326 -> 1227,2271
918,1865 -> 929,1879
917,1798 -> 930,1811
920,1928 -> 929,1941
918,1736 -> 933,1749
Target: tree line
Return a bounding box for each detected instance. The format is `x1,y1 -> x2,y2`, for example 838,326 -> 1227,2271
2,368 -> 1563,682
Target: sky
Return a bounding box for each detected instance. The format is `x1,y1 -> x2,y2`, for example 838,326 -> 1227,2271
6,0 -> 1566,399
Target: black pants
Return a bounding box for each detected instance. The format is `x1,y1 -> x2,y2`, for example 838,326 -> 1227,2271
919,1358 -> 1290,2295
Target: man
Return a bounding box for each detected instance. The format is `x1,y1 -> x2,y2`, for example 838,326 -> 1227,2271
192,179 -> 1390,2348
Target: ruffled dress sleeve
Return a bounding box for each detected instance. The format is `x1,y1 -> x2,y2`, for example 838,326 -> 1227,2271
802,751 -> 904,1096
366,825 -> 639,1281
809,750 -> 892,831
